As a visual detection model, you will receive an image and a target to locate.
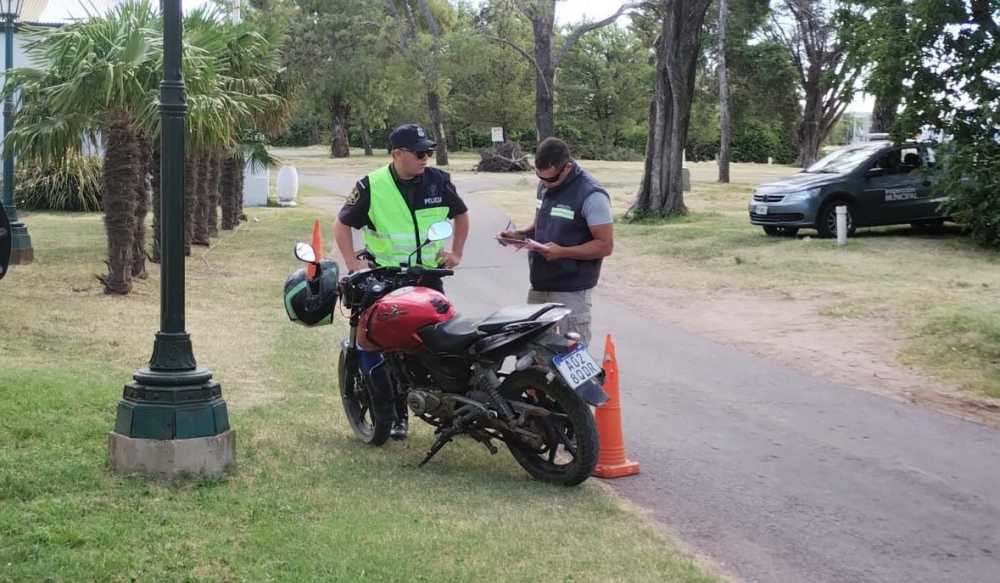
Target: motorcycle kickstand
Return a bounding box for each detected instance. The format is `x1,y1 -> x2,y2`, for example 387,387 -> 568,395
417,426 -> 458,468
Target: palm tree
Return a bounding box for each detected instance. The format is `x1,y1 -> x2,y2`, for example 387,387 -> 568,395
2,1 -> 161,294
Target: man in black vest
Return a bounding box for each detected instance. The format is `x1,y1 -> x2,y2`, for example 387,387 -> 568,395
496,137 -> 613,347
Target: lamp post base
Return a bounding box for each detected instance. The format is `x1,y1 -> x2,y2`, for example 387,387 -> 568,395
5,220 -> 31,264
108,429 -> 236,478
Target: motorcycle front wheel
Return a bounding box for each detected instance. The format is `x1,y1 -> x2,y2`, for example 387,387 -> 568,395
500,366 -> 599,486
338,348 -> 391,446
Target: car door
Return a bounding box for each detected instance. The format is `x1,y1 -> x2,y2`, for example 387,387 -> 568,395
860,146 -> 924,224
910,145 -> 948,220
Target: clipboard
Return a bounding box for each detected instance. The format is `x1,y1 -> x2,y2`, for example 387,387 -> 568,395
494,236 -> 546,251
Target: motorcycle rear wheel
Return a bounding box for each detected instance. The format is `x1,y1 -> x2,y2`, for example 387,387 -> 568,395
338,352 -> 391,446
500,366 -> 599,486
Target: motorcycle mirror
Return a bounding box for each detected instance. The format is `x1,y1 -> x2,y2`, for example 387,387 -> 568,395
294,241 -> 318,264
425,220 -> 453,242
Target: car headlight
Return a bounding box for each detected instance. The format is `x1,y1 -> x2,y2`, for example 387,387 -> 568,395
783,187 -> 821,201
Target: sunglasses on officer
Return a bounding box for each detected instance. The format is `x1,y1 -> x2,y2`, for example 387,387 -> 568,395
402,148 -> 435,160
536,162 -> 567,185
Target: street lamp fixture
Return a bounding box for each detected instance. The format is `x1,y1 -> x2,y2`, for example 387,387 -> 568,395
107,0 -> 235,477
0,0 -> 34,265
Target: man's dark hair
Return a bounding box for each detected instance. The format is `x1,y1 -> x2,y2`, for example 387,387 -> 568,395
535,137 -> 570,169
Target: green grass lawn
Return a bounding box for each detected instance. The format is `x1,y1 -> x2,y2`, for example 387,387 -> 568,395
0,208 -> 727,583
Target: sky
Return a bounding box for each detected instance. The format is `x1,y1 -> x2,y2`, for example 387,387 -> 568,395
39,0 -> 875,113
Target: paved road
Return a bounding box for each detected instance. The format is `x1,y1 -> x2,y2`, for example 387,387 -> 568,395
297,169 -> 1000,583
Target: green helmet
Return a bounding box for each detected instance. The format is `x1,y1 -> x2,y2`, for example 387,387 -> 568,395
283,259 -> 340,326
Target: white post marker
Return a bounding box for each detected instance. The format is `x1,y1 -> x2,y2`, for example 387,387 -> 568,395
491,127 -> 503,143
836,205 -> 848,246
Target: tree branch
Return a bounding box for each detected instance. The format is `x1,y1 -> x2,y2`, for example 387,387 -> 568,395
416,0 -> 439,38
488,35 -> 549,95
553,2 -> 638,67
512,0 -> 533,19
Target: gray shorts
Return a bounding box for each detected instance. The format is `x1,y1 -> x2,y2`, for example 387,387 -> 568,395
526,287 -> 594,347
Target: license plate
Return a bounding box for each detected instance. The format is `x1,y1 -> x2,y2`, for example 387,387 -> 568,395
552,344 -> 602,389
755,205 -> 768,215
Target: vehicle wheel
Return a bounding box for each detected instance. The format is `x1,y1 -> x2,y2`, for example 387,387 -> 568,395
816,200 -> 857,239
338,349 -> 391,446
911,219 -> 945,231
500,366 -> 599,487
762,225 -> 800,237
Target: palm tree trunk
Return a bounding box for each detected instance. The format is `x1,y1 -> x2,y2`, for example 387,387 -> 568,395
220,154 -> 237,230
184,155 -> 197,256
99,109 -> 138,294
235,157 -> 246,221
150,142 -> 162,263
208,152 -> 221,237
193,152 -> 211,246
132,133 -> 151,278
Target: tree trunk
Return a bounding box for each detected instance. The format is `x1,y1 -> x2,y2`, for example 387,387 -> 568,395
99,109 -> 137,295
329,100 -> 350,158
628,1 -> 713,217
220,154 -> 237,230
235,157 -> 246,222
717,0 -> 731,183
208,152 -> 221,237
184,155 -> 197,255
150,142 -> 162,263
796,74 -> 823,167
131,133 -> 151,278
360,123 -> 373,156
427,90 -> 449,165
870,99 -> 895,134
193,152 -> 212,246
311,119 -> 320,145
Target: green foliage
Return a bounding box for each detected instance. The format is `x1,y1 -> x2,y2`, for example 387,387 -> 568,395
441,0 -> 535,135
732,122 -> 797,165
852,0 -> 1000,248
14,155 -> 103,213
557,25 -> 653,143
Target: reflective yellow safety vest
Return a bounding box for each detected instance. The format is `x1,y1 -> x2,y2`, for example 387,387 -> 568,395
363,165 -> 449,267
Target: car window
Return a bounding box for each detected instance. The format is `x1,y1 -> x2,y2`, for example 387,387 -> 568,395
805,143 -> 886,174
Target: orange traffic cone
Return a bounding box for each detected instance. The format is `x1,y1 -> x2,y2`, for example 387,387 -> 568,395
592,334 -> 640,479
306,218 -> 322,278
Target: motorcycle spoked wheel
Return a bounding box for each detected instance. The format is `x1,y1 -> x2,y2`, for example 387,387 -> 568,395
500,366 -> 599,486
338,357 -> 392,446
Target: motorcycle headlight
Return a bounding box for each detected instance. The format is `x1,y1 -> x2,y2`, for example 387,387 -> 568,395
783,187 -> 821,201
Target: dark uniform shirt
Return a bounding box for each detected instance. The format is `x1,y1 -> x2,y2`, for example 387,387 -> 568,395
338,165 -> 468,230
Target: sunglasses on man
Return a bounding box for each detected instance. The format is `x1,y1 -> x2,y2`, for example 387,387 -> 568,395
536,162 -> 567,185
402,148 -> 435,159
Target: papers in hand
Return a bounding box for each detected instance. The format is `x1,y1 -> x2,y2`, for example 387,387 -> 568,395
495,236 -> 546,251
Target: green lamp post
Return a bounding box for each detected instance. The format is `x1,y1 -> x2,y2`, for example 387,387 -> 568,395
108,0 -> 235,477
0,0 -> 33,265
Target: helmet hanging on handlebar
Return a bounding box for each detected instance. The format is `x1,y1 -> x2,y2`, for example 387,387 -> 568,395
283,259 -> 340,326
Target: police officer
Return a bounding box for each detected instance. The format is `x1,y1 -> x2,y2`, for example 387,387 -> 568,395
496,137 -> 613,348
333,123 -> 470,439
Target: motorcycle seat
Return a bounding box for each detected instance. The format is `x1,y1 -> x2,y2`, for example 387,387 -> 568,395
418,315 -> 484,353
476,303 -> 564,334
417,303 -> 565,353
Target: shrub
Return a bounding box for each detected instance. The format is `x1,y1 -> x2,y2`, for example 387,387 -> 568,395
14,154 -> 102,212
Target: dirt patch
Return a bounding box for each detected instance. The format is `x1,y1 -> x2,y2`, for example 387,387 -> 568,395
601,270 -> 1000,429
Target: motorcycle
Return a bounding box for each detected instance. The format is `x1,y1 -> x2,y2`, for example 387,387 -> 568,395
289,220 -> 609,486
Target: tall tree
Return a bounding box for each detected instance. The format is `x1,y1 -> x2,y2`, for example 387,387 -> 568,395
836,0 -> 907,133
386,0 -> 456,165
765,0 -> 860,167
504,0 -> 636,142
628,0 -> 715,217
557,26 -> 652,143
717,0 -> 731,182
285,0 -> 388,157
866,0 -> 999,247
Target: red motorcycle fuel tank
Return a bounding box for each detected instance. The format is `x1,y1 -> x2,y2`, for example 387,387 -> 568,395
357,286 -> 456,353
